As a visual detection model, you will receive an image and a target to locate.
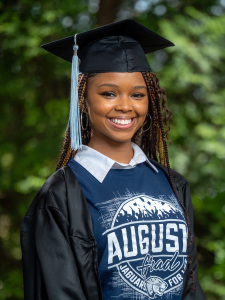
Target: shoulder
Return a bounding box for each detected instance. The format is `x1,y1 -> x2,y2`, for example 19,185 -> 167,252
147,157 -> 189,189
24,166 -> 75,219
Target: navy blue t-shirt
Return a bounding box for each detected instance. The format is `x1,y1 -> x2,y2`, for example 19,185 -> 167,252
68,158 -> 188,300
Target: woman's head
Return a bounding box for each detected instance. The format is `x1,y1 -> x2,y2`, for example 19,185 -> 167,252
83,72 -> 149,145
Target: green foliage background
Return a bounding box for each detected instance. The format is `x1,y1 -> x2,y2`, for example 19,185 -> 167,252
0,0 -> 224,299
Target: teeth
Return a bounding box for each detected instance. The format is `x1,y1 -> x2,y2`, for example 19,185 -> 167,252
110,118 -> 132,125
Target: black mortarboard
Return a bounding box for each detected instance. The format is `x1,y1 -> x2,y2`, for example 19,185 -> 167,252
41,18 -> 174,73
40,19 -> 174,152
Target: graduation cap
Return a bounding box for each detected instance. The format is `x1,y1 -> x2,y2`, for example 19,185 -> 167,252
41,18 -> 174,151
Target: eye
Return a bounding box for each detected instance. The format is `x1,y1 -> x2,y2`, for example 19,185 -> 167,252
101,92 -> 116,97
132,93 -> 145,98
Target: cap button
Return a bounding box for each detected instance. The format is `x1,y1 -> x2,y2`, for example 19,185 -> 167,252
73,44 -> 78,55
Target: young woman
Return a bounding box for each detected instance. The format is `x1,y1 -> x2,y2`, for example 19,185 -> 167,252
20,19 -> 206,300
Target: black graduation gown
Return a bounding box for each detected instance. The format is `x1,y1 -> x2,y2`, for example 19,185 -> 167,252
20,158 -> 206,300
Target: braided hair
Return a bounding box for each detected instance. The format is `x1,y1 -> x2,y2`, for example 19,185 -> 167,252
56,71 -> 196,289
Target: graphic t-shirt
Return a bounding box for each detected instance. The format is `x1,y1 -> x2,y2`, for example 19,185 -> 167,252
68,158 -> 188,300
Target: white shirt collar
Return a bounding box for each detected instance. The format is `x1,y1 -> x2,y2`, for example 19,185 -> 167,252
73,142 -> 158,183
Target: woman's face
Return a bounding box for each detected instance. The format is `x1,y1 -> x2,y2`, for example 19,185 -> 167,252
85,72 -> 149,144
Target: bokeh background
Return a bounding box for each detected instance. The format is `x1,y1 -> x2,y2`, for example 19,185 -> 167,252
0,0 -> 225,299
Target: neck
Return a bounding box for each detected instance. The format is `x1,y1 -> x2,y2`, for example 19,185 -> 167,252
88,137 -> 134,164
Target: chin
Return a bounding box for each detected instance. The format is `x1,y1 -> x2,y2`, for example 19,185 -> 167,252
105,133 -> 134,143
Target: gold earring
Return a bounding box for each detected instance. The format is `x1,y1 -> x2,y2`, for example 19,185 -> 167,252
81,111 -> 89,130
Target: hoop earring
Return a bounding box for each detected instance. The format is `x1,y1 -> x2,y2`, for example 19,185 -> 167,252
81,112 -> 89,130
142,114 -> 151,132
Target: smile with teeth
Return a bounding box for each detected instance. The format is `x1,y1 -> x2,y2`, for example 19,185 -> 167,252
110,118 -> 133,125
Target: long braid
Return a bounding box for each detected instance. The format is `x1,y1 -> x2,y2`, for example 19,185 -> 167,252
79,74 -> 89,144
158,127 -> 163,164
142,72 -> 157,159
56,125 -> 71,170
154,74 -> 172,142
142,71 -> 196,289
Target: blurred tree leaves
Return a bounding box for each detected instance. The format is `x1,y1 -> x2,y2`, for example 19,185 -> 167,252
0,0 -> 224,299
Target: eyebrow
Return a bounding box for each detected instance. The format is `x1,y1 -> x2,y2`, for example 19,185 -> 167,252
98,83 -> 147,90
132,85 -> 147,90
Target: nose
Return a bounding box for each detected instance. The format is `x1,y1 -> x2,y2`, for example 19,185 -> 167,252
114,95 -> 134,112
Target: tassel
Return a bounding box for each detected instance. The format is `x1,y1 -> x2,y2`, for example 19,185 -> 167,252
69,34 -> 82,151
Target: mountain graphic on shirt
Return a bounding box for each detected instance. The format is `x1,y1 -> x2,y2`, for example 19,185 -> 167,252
114,196 -> 184,225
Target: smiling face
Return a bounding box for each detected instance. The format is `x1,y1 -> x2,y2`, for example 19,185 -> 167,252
85,72 -> 149,145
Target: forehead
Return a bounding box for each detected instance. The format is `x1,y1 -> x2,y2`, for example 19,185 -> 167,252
87,72 -> 146,87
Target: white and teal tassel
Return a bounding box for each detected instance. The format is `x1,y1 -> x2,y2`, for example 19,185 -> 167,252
69,33 -> 82,151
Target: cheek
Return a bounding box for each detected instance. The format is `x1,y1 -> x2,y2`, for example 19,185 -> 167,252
135,99 -> 149,116
91,103 -> 109,116
87,97 -> 110,123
